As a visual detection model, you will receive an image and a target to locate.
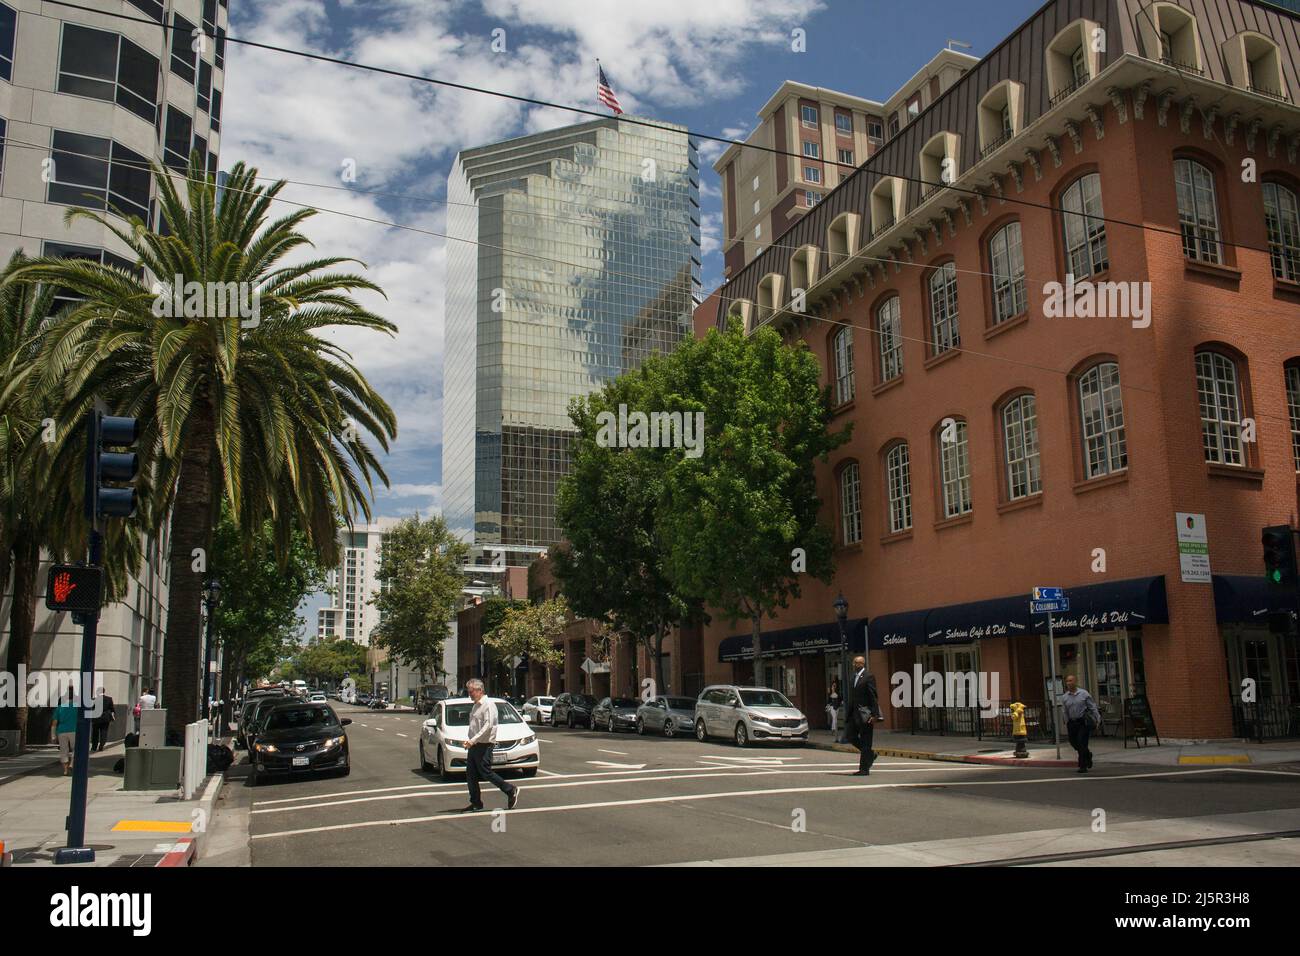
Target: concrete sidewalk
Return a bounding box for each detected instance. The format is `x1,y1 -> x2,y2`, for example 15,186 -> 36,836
0,744 -> 223,867
805,728 -> 1300,767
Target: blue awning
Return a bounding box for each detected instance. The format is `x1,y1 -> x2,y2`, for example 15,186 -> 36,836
1030,576 -> 1168,634
718,618 -> 867,662
924,595 -> 1032,645
868,609 -> 930,649
1212,574 -> 1298,624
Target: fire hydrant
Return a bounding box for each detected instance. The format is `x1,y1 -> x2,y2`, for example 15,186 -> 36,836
1010,701 -> 1029,758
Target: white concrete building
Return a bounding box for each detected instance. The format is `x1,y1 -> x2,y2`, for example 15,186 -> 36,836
0,0 -> 228,745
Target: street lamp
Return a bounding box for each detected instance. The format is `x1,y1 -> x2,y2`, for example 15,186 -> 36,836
202,578 -> 221,724
833,592 -> 849,742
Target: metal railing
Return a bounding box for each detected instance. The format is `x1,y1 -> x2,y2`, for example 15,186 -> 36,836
908,699 -> 1054,741
1048,76 -> 1087,109
1160,56 -> 1204,76
1249,84 -> 1289,102
1230,695 -> 1300,741
979,133 -> 1011,160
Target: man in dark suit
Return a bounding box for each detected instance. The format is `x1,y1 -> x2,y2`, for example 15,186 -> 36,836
846,655 -> 882,775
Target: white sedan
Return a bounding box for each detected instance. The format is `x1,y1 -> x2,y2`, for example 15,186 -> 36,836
522,696 -> 555,724
418,697 -> 540,781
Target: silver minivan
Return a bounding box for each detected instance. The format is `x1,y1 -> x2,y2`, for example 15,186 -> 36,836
695,685 -> 809,747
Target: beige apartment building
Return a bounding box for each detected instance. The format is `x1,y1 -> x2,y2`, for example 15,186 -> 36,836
717,48 -> 976,278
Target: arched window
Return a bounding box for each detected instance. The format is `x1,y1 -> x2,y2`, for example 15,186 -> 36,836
938,419 -> 972,519
1286,363 -> 1300,472
839,462 -> 863,545
989,221 -> 1026,323
1078,362 -> 1127,478
1195,350 -> 1244,466
885,442 -> 912,533
1001,394 -> 1042,500
877,296 -> 903,382
1174,158 -> 1222,264
833,326 -> 855,405
928,261 -> 960,355
1264,182 -> 1300,282
1060,173 -> 1109,278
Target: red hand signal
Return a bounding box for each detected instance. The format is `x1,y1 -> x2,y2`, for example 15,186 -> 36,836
53,572 -> 77,604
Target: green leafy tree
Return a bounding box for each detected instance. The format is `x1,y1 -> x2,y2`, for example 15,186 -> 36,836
16,155 -> 398,734
483,597 -> 568,695
210,506 -> 329,703
369,515 -> 468,682
655,321 -> 850,672
556,369 -> 692,696
283,636 -> 366,688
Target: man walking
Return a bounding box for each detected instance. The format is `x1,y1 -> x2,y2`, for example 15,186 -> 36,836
846,655 -> 882,776
91,687 -> 114,752
460,679 -> 520,813
1061,674 -> 1101,773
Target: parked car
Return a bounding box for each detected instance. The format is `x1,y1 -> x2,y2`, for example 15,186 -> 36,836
418,697 -> 539,781
592,697 -> 641,732
694,685 -> 809,747
250,701 -> 352,785
309,692 -> 327,703
522,696 -> 555,724
637,696 -> 698,737
238,693 -> 290,750
368,696 -> 389,710
550,693 -> 597,728
416,684 -> 450,715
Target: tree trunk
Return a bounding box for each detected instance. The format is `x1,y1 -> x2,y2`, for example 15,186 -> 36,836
653,625 -> 667,697
162,400 -> 216,739
4,534 -> 38,747
750,612 -> 763,687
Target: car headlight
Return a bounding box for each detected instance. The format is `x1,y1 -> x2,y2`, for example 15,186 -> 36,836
749,714 -> 768,724
322,735 -> 344,749
520,735 -> 535,745
447,738 -> 465,748
255,743 -> 278,753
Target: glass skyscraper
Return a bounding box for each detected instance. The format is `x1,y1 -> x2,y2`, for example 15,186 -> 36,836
443,118 -> 701,551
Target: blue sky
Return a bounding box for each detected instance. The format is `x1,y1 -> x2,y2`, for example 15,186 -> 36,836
218,0 -> 1043,629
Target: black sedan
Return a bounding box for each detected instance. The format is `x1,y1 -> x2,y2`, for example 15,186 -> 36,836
249,702 -> 352,785
551,693 -> 597,728
592,697 -> 641,732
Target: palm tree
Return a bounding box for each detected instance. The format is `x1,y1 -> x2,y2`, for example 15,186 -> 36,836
14,154 -> 398,735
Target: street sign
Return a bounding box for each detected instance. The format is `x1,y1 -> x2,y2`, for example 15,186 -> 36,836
44,565 -> 102,614
1030,598 -> 1069,613
1032,587 -> 1063,601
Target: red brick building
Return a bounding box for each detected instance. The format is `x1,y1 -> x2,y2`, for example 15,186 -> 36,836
694,0 -> 1300,740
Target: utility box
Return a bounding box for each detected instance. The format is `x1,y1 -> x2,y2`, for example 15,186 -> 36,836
0,730 -> 20,757
139,708 -> 167,748
123,746 -> 182,791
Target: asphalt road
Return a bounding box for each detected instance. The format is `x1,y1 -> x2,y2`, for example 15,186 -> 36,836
223,704 -> 1300,867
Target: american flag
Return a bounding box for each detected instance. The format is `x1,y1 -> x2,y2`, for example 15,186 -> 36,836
597,64 -> 623,115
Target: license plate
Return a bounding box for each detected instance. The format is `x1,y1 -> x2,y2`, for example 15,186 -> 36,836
492,752 -> 508,764
292,756 -> 309,767
781,732 -> 792,738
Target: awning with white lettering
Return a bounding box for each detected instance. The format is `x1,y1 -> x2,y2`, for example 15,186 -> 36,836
1212,574 -> 1298,625
924,595 -> 1032,645
718,618 -> 867,662
867,609 -> 930,649
1033,576 -> 1168,634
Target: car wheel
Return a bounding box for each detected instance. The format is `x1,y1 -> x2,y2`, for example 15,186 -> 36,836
663,718 -> 676,738
568,713 -> 575,729
695,719 -> 708,742
438,747 -> 453,783
419,741 -> 432,772
636,718 -> 644,736
607,716 -> 615,732
735,722 -> 749,748
521,767 -> 538,778
338,765 -> 351,777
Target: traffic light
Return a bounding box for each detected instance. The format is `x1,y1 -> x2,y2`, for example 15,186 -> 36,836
84,412 -> 139,521
1261,525 -> 1298,590
44,565 -> 103,614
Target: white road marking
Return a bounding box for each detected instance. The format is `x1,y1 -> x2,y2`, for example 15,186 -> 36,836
537,769 -> 561,777
251,767 -> 1282,841
396,733 -> 408,738
597,749 -> 629,756
587,760 -> 646,769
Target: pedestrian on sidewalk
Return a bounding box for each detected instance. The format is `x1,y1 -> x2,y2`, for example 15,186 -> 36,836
1061,674 -> 1101,773
134,686 -> 156,734
459,678 -> 519,813
91,687 -> 114,752
846,656 -> 882,776
53,688 -> 79,776
826,680 -> 841,738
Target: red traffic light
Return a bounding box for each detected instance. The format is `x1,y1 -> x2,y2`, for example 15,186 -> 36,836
44,565 -> 103,614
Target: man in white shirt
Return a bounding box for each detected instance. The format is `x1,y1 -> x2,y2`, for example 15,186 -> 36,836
460,678 -> 520,813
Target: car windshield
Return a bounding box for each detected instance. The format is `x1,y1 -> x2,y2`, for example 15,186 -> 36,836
443,702 -> 522,726
539,697 -> 555,704
739,690 -> 794,708
264,707 -> 340,731
611,698 -> 638,708
666,698 -> 696,709
574,696 -> 596,706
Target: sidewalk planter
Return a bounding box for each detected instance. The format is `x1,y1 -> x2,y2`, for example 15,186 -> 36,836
123,746 -> 183,790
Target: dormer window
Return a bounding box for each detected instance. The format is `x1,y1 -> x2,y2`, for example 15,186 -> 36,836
1139,4 -> 1203,73
789,244 -> 819,296
870,177 -> 905,239
827,212 -> 860,270
1071,45 -> 1088,86
1221,31 -> 1287,101
978,81 -> 1024,158
919,132 -> 960,201
756,273 -> 784,325
1047,20 -> 1101,107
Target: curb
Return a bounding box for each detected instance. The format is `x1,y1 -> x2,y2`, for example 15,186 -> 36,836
808,739 -> 1077,768
157,837 -> 196,867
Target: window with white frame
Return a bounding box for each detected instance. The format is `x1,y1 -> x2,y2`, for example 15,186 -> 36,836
805,190 -> 821,207
1174,158 -> 1222,264
928,261 -> 960,355
1078,361 -> 1127,478
939,420 -> 972,519
877,296 -> 902,382
1264,181 -> 1300,282
837,148 -> 854,165
1061,173 -> 1109,277
801,105 -> 818,128
1287,365 -> 1300,472
833,326 -> 855,405
1071,45 -> 1088,87
1002,394 -> 1042,500
989,221 -> 1026,323
803,141 -> 820,159
886,443 -> 912,533
835,113 -> 853,135
804,166 -> 821,184
1195,350 -> 1244,466
868,120 -> 883,141
839,462 -> 862,545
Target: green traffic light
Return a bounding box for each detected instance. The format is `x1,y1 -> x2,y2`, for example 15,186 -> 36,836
1271,569 -> 1283,584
